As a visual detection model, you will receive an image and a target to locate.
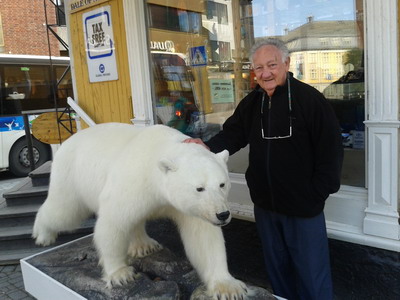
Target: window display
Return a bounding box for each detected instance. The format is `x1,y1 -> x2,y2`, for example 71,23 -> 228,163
146,0 -> 365,187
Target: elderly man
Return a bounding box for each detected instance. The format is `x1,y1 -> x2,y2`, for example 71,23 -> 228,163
185,38 -> 343,300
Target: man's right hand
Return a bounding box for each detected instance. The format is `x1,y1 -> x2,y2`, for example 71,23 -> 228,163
183,138 -> 210,150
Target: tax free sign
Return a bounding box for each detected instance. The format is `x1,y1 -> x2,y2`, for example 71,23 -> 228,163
83,5 -> 118,82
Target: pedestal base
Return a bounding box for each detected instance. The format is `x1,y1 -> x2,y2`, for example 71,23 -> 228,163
21,219 -> 275,299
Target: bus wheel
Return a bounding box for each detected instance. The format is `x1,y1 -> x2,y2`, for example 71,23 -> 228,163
9,138 -> 52,177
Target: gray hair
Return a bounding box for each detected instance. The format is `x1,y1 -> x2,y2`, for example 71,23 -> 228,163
249,38 -> 289,64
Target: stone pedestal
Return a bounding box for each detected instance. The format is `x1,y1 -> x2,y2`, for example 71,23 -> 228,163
21,219 -> 275,299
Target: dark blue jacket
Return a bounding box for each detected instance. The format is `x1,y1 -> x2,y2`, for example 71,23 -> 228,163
206,74 -> 343,217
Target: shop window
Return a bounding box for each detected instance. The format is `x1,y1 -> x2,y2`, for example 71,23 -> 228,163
146,0 -> 365,187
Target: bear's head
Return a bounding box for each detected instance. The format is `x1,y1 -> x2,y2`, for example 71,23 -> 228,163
158,143 -> 232,226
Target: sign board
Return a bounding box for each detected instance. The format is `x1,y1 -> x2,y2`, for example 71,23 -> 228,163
190,46 -> 207,67
210,79 -> 234,103
83,6 -> 118,83
68,0 -> 108,14
352,130 -> 364,149
0,116 -> 25,132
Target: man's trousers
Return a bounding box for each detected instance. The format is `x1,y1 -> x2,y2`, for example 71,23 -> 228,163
254,206 -> 333,300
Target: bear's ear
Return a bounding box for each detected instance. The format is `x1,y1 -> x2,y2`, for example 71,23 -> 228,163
216,150 -> 229,163
158,158 -> 178,173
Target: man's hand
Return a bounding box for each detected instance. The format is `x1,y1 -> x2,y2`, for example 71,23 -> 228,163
183,138 -> 210,150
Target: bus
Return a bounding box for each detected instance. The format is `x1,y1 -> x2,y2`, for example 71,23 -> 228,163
0,54 -> 72,176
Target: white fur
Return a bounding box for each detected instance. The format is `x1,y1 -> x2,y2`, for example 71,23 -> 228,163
33,123 -> 247,300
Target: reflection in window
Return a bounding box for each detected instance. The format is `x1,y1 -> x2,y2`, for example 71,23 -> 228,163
206,1 -> 229,25
310,69 -> 317,80
148,4 -> 201,34
146,0 -> 365,187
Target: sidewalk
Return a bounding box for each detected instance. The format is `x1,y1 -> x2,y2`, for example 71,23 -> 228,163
0,264 -> 34,300
0,176 -> 35,300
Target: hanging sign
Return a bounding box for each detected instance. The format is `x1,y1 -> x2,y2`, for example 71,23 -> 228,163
83,5 -> 118,83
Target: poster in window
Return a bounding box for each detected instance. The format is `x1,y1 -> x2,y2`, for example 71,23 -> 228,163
210,79 -> 234,103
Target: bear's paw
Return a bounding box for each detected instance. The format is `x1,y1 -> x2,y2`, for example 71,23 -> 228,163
207,278 -> 249,300
32,229 -> 57,246
105,266 -> 139,288
128,237 -> 163,258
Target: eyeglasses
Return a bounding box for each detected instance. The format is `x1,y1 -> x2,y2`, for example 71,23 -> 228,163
260,76 -> 292,139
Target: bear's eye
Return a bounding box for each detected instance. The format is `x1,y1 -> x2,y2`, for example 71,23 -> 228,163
196,187 -> 205,192
220,183 -> 225,188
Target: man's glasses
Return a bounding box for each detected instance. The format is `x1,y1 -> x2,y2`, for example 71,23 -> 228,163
260,76 -> 292,140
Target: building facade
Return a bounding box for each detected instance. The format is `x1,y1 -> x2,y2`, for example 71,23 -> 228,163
0,0 -> 64,56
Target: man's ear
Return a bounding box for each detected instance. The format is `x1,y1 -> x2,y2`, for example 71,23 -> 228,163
158,158 -> 177,173
216,150 -> 229,164
285,57 -> 291,71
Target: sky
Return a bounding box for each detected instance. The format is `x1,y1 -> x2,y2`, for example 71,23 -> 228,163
251,0 -> 357,37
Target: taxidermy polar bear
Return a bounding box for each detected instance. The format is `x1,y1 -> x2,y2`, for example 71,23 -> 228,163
33,123 -> 247,299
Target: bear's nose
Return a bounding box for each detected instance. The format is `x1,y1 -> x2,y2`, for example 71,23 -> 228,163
216,211 -> 230,221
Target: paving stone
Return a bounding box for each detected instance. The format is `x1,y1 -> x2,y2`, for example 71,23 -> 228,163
0,280 -> 11,289
0,263 -> 35,300
1,265 -> 17,273
7,290 -> 30,300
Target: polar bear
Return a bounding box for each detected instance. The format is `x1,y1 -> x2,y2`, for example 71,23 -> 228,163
33,123 -> 247,299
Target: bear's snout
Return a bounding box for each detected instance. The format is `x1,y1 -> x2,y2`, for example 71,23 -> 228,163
216,211 -> 230,222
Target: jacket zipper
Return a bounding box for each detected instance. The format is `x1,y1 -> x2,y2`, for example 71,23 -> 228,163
265,94 -> 275,211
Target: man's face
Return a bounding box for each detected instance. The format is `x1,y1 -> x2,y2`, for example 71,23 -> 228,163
252,45 -> 290,96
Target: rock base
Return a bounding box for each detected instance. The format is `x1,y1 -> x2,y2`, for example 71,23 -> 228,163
25,220 -> 274,299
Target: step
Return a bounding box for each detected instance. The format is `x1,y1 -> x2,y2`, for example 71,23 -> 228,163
29,160 -> 52,187
0,231 -> 94,265
3,177 -> 48,206
0,219 -> 95,244
0,218 -> 96,265
0,202 -> 40,227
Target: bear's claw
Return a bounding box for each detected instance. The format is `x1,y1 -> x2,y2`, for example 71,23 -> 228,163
105,266 -> 139,288
128,238 -> 163,258
208,279 -> 249,300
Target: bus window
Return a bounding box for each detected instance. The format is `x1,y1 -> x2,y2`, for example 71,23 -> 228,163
4,65 -> 51,101
0,55 -> 72,115
55,65 -> 73,100
0,54 -> 71,176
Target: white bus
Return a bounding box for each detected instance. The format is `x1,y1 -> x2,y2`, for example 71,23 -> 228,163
0,54 -> 72,176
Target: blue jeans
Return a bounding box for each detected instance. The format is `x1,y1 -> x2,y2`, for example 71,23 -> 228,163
254,206 -> 333,300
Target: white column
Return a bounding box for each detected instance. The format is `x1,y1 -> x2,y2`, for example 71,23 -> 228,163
123,0 -> 154,127
363,0 -> 400,240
